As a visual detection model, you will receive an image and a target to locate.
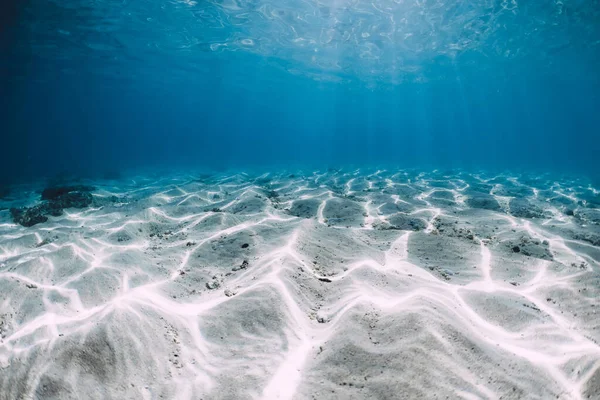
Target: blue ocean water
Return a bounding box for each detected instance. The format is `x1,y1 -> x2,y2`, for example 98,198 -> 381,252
3,3 -> 600,397
1,0 -> 599,182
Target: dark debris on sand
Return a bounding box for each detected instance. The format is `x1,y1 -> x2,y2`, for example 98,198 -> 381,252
10,186 -> 95,227
571,231 -> 600,246
575,208 -> 600,225
505,235 -> 553,261
41,185 -> 95,201
509,198 -> 545,219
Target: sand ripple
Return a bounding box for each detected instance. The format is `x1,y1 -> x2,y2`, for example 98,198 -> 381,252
0,169 -> 599,399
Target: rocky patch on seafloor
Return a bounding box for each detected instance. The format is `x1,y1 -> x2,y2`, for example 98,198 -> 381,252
571,230 -> 600,247
505,234 -> 553,261
40,185 -> 95,201
10,185 -> 95,227
508,198 -> 545,219
431,216 -> 477,241
575,208 -> 600,225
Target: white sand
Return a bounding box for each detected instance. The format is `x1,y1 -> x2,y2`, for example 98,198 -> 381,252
0,169 -> 599,399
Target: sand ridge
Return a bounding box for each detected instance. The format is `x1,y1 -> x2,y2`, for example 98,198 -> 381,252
0,169 -> 599,399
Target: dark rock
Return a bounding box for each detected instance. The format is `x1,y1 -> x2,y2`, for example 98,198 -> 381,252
53,191 -> 93,209
232,260 -> 249,271
565,209 -> 575,216
41,185 -> 95,201
115,233 -> 131,243
507,236 -> 553,260
206,281 -> 220,290
44,201 -> 64,216
10,207 -> 48,227
241,243 -> 249,249
316,312 -> 329,323
11,186 -> 94,227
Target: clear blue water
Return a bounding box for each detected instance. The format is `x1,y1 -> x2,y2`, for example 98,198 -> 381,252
2,3 -> 600,396
1,0 -> 599,182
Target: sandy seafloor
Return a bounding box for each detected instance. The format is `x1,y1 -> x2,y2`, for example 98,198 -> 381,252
0,169 -> 599,400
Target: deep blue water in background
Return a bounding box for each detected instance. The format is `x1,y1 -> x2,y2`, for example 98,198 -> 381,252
1,0 -> 599,184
